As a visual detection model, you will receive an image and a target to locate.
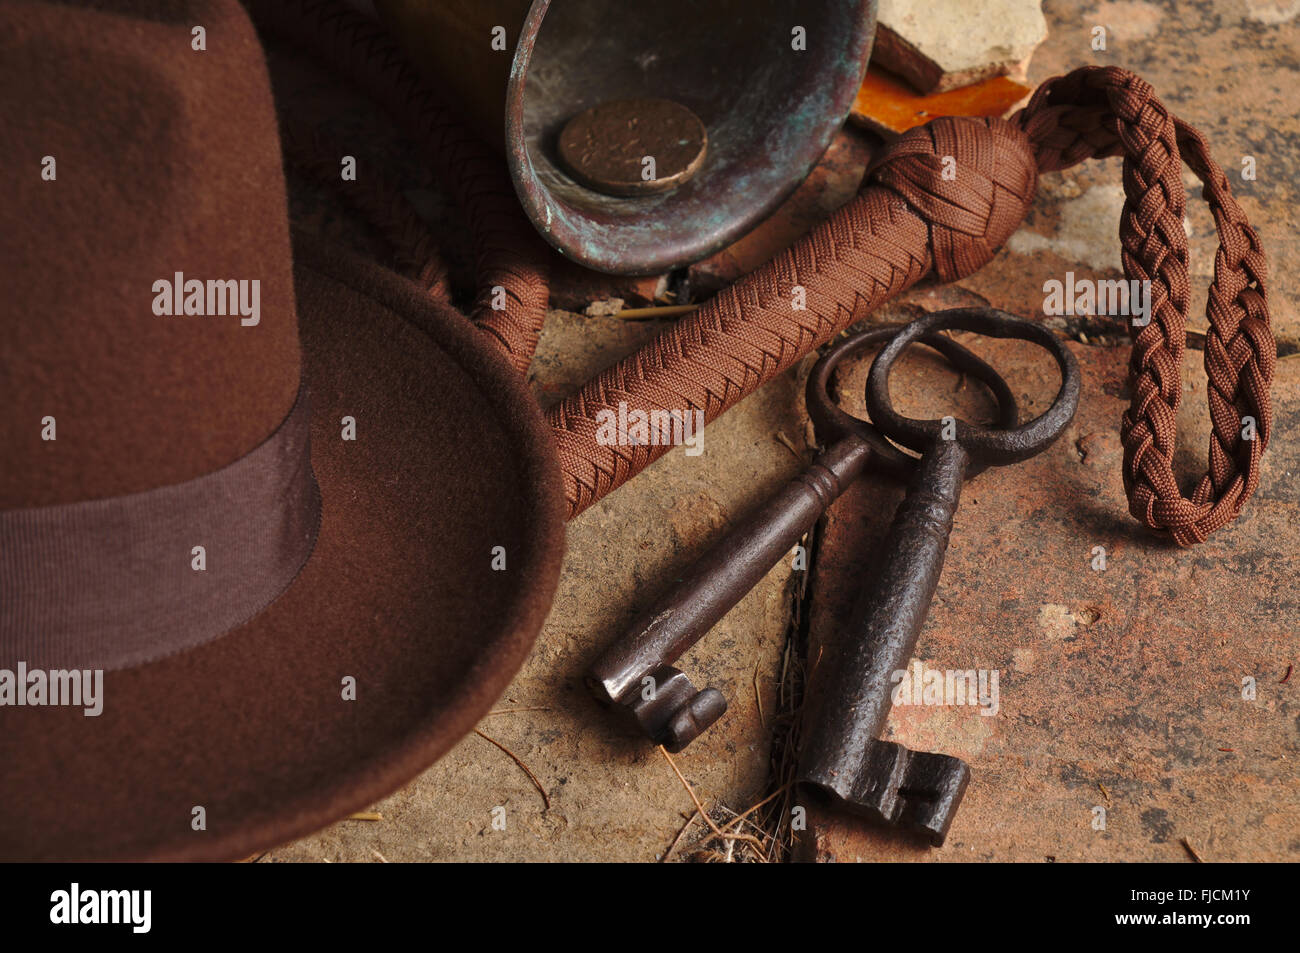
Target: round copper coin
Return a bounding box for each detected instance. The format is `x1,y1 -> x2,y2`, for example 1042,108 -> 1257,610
557,98 -> 708,197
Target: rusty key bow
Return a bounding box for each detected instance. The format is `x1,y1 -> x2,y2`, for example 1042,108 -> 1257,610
587,320 -> 1019,752
798,308 -> 1080,846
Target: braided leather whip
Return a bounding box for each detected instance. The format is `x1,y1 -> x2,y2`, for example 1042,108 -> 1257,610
255,0 -> 1274,546
281,119 -> 452,300
251,0 -> 549,373
550,67 -> 1274,545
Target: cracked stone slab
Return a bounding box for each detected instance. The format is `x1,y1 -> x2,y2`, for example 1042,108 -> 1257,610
873,0 -> 1048,93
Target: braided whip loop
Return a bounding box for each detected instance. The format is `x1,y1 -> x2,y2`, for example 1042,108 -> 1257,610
1014,66 -> 1274,544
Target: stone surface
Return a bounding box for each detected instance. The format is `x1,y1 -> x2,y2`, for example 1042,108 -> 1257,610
874,0 -> 1048,93
804,3 -> 1300,858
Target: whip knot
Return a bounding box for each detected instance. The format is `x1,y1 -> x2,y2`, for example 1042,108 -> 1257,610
866,116 -> 1038,283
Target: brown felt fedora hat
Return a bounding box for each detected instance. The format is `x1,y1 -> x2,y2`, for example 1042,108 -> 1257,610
0,0 -> 565,861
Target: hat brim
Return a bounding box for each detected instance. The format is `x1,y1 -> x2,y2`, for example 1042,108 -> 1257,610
0,234 -> 566,861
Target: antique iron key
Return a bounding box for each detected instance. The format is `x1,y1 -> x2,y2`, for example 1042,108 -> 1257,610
587,321 -> 1019,751
798,308 -> 1080,845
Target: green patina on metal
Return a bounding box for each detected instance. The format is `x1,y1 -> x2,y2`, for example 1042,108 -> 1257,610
504,0 -> 879,275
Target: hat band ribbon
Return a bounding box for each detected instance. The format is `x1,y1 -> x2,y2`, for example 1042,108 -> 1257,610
0,387 -> 321,671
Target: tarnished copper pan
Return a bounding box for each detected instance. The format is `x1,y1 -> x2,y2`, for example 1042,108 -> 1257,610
377,0 -> 877,274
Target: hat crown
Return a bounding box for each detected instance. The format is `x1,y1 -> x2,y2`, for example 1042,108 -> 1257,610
0,0 -> 300,509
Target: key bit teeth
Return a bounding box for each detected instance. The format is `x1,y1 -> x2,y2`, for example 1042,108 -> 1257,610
612,665 -> 727,751
800,739 -> 970,846
661,687 -> 727,752
896,749 -> 971,846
